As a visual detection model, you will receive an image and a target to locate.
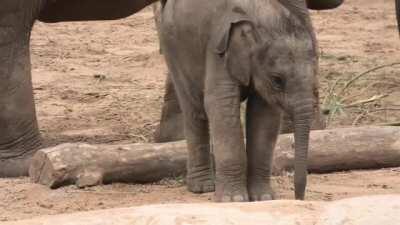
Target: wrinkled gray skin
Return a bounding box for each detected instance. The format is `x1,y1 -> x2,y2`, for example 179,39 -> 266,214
154,75 -> 185,142
159,0 -> 317,201
0,0 -> 180,177
155,0 -> 400,143
152,0 -> 330,143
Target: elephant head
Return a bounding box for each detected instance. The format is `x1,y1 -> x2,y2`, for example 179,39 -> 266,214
216,5 -> 317,200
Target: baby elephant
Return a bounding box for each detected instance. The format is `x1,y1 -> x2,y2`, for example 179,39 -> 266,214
159,0 -> 317,202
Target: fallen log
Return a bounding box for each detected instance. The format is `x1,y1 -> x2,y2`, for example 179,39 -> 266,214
29,141 -> 187,188
273,126 -> 400,173
4,195 -> 400,225
30,126 -> 400,188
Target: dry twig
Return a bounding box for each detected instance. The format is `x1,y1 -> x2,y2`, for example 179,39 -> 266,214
344,94 -> 389,108
338,62 -> 400,96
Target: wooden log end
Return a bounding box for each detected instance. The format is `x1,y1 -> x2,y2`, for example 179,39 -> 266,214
29,149 -> 58,188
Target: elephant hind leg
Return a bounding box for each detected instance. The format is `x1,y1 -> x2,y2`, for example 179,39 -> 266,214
164,63 -> 214,193
153,5 -> 185,143
154,75 -> 185,143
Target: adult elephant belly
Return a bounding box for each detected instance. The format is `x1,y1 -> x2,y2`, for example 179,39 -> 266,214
39,0 -> 159,23
305,0 -> 343,10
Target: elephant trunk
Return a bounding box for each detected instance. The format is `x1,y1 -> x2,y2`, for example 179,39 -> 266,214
292,98 -> 313,200
396,0 -> 400,35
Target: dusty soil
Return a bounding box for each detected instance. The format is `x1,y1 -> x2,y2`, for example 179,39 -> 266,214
1,0 -> 400,222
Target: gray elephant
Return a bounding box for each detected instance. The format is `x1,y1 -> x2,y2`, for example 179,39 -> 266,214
155,0 -> 400,143
0,0 -> 182,177
152,0 -> 348,143
159,0 -> 319,202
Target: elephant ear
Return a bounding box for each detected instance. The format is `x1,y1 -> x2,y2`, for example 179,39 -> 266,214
213,7 -> 260,87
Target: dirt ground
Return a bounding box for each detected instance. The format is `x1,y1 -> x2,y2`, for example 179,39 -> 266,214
1,0 -> 400,222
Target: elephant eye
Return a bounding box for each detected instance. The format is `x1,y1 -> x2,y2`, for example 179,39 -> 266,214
271,75 -> 286,91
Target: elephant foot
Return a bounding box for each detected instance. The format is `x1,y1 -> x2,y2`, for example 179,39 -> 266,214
0,126 -> 42,177
187,177 -> 215,193
214,181 -> 249,202
153,119 -> 185,143
186,168 -> 215,193
0,154 -> 34,177
248,181 -> 275,201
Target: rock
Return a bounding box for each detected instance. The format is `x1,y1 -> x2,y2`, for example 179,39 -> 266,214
4,195 -> 400,225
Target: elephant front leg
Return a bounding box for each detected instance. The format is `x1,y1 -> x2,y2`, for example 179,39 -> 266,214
205,85 -> 248,202
246,93 -> 281,201
183,111 -> 214,193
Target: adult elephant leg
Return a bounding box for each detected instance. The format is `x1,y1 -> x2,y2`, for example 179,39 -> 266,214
396,0 -> 400,34
0,0 -> 42,177
154,75 -> 185,143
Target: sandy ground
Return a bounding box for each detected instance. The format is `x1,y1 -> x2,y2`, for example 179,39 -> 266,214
1,0 -> 400,222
